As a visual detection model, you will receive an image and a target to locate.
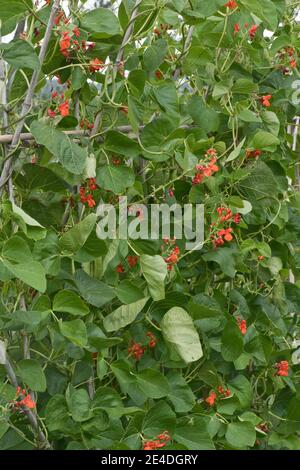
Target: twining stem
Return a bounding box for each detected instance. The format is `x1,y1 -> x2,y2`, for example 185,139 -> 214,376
0,0 -> 61,193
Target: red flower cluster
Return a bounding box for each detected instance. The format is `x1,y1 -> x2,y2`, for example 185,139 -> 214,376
128,332 -> 157,361
143,431 -> 171,450
192,149 -> 219,185
275,360 -> 289,377
14,387 -> 36,409
276,47 -> 298,75
89,58 -> 105,73
246,149 -> 262,159
225,1 -> 237,9
128,342 -> 145,360
146,331 -> 157,348
211,206 -> 240,248
164,245 -> 180,271
79,178 -> 97,208
205,386 -> 231,406
47,92 -> 69,118
237,317 -> 247,335
80,119 -> 94,130
116,263 -> 125,273
127,255 -> 139,268
248,24 -> 258,40
260,94 -> 272,107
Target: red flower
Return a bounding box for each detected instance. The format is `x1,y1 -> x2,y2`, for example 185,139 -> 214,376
88,178 -> 97,191
233,213 -> 241,224
112,157 -> 121,165
89,58 -> 104,72
54,11 -> 64,25
127,255 -> 139,268
153,27 -> 161,36
246,149 -> 262,158
73,26 -> 80,38
116,263 -> 125,273
143,432 -> 170,450
60,31 -> 71,57
85,194 -> 96,208
146,331 -> 157,348
128,342 -> 144,360
155,70 -> 163,80
275,360 -> 289,377
290,59 -> 297,69
217,386 -> 225,394
234,23 -> 240,34
249,24 -> 258,40
258,255 -> 265,261
205,391 -> 217,406
51,91 -> 58,99
225,1 -> 238,9
224,389 -> 231,397
58,99 -> 69,117
237,317 -> 247,335
47,109 -> 56,118
260,94 -> 272,107
15,389 -> 36,409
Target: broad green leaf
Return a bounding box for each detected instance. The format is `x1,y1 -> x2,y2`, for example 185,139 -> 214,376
103,297 -> 148,332
135,369 -> 170,399
229,375 -> 252,408
225,422 -> 256,448
167,372 -> 196,412
188,96 -> 220,133
142,401 -> 176,438
251,131 -> 280,152
79,7 -> 121,38
3,259 -> 46,293
53,290 -> 89,316
60,214 -> 97,253
174,417 -> 215,450
221,320 -> 244,361
1,40 -> 40,70
59,319 -> 88,347
143,39 -> 168,71
74,270 -> 116,307
225,138 -> 246,163
18,359 -> 46,392
96,165 -> 135,194
116,280 -> 145,304
104,131 -> 140,158
68,389 -> 91,422
203,247 -> 237,278
161,307 -> 203,363
140,254 -> 167,301
0,0 -> 31,22
31,121 -> 87,175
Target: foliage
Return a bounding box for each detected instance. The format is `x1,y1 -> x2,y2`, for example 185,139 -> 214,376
0,0 -> 300,451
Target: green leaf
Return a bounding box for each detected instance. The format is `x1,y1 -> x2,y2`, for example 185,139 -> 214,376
203,247 -> 237,278
96,165 -> 135,194
103,297 -> 148,332
2,236 -> 46,293
140,254 -> 167,301
59,319 -> 88,347
60,214 -> 97,253
0,0 -> 31,22
240,0 -> 278,30
188,96 -> 220,133
74,270 -> 116,308
1,40 -> 40,70
18,359 -> 46,392
221,320 -> 244,361
104,131 -> 140,158
229,375 -> 252,408
161,307 -> 203,363
116,280 -> 144,304
79,7 -> 121,38
30,121 -> 87,175
153,80 -> 179,122
135,369 -> 170,399
68,389 -> 91,422
225,422 -> 256,448
167,372 -> 196,412
225,138 -> 246,163
53,290 -> 89,316
143,39 -> 168,71
174,417 -> 215,450
143,401 -> 176,438
252,131 -> 280,152
232,79 -> 258,94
